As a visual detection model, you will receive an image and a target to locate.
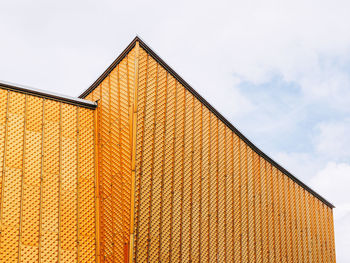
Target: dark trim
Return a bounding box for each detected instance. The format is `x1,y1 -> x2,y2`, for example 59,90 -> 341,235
80,36 -> 335,208
0,81 -> 97,109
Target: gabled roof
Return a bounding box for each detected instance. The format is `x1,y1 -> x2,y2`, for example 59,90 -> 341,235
79,36 -> 334,208
0,80 -> 96,109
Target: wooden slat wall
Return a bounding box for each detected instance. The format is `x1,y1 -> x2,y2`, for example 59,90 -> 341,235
0,89 -> 97,262
81,41 -> 336,263
131,46 -> 336,263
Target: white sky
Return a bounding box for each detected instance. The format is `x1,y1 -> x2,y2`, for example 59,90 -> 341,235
1,0 -> 349,261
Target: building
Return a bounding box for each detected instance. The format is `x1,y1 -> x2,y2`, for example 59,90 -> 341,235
0,37 -> 336,262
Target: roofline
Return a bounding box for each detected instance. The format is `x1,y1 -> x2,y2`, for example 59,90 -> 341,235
79,36 -> 335,208
0,80 -> 97,109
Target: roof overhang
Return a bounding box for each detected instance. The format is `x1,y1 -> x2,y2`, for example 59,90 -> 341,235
0,80 -> 97,109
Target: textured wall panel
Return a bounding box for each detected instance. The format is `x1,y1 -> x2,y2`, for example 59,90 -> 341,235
0,89 -> 96,262
130,46 -> 336,263
79,40 -> 336,263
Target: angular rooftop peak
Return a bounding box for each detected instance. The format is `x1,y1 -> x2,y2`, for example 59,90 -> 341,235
79,36 -> 334,208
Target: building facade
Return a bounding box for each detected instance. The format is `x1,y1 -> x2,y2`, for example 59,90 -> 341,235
0,37 -> 336,262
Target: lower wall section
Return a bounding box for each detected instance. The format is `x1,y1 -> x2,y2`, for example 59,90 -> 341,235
0,89 -> 97,262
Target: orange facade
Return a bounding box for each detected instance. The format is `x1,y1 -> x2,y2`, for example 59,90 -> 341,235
0,37 -> 336,262
132,48 -> 336,262
0,88 -> 97,262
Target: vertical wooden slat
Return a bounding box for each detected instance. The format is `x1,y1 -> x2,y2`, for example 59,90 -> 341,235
159,74 -> 176,263
0,91 -> 10,258
260,159 -> 269,263
253,151 -> 262,263
156,70 -> 168,262
284,177 -> 294,262
149,64 -> 166,263
240,141 -> 248,262
58,103 -> 62,263
209,114 -> 218,263
328,207 -> 336,262
225,129 -> 234,263
200,106 -> 210,263
129,41 -> 140,263
191,99 -> 201,263
233,134 -> 241,263
273,167 -> 282,262
17,95 -> 27,262
217,121 -> 226,263
170,83 -> 185,262
266,163 -> 276,262
133,51 -> 149,262
180,90 -> 193,262
76,107 -> 80,262
278,170 -> 287,262
323,204 -> 331,262
247,146 -> 255,262
38,99 -> 45,263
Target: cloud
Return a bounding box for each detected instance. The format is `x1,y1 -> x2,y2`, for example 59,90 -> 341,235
314,119 -> 350,161
272,152 -> 321,181
310,162 -> 350,208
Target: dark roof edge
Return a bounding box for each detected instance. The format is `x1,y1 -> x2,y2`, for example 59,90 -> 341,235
79,36 -> 335,208
0,80 -> 97,109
